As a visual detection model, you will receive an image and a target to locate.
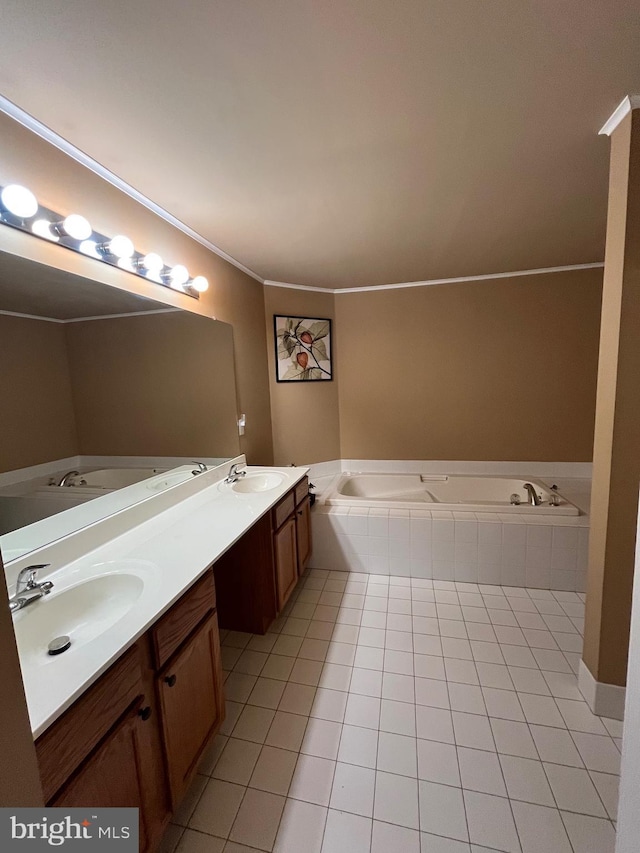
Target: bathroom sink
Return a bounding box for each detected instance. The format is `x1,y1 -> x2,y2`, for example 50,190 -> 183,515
14,573 -> 144,666
231,472 -> 286,493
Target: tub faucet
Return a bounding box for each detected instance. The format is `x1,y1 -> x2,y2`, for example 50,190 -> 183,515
191,461 -> 208,475
9,564 -> 53,613
523,483 -> 542,506
58,470 -> 80,486
225,463 -> 247,484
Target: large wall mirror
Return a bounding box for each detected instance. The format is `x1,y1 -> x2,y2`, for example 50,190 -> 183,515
0,249 -> 240,565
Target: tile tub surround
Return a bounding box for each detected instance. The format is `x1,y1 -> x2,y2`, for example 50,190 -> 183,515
159,569 -> 619,853
309,506 -> 589,592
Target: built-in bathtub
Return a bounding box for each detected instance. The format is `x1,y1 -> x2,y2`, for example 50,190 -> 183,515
325,473 -> 579,515
310,465 -> 589,590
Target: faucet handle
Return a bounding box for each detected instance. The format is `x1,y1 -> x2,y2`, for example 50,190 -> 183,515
16,563 -> 50,591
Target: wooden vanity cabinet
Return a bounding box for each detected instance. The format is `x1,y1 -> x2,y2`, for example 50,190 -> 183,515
51,699 -> 158,852
295,494 -> 312,572
37,644 -> 169,853
274,515 -> 298,610
214,475 -> 313,634
152,570 -> 224,808
272,476 -> 312,611
35,570 -> 225,852
156,612 -> 223,808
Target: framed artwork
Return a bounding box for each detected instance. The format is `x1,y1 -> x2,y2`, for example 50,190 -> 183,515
274,315 -> 333,381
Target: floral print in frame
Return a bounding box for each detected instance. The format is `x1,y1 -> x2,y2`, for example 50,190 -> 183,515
274,315 -> 333,381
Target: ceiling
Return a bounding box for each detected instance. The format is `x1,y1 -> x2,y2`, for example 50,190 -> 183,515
0,1 -> 638,289
0,251 -> 175,320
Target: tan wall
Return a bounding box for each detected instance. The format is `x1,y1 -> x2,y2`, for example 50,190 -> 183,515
584,109 -> 640,687
0,314 -> 78,472
264,287 -> 340,465
0,112 -> 273,464
66,313 -> 241,458
336,269 -> 602,461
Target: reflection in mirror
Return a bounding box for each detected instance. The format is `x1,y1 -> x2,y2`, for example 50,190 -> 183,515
0,250 -> 240,564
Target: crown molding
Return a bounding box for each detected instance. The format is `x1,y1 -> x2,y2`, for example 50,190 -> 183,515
599,95 -> 640,136
266,262 -> 604,295
0,94 -> 265,284
264,280 -> 335,293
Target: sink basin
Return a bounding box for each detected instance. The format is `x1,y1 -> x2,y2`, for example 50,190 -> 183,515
231,472 -> 286,493
14,573 -> 144,666
147,470 -> 194,492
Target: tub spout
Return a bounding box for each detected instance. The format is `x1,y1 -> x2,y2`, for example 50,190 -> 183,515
523,483 -> 542,506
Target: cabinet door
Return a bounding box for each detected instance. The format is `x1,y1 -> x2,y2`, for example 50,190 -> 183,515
274,515 -> 298,610
158,613 -> 224,807
52,701 -> 156,852
295,495 -> 312,573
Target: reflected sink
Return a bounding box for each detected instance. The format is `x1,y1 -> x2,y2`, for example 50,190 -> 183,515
231,472 -> 286,493
146,470 -> 194,492
14,573 -> 144,666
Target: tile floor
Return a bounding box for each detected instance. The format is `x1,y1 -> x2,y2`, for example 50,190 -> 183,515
160,569 -> 622,853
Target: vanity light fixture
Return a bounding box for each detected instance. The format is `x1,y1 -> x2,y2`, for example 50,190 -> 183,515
140,252 -> 164,273
54,213 -> 92,241
191,275 -> 209,293
168,264 -> 190,289
31,219 -> 60,242
0,180 -> 205,299
99,234 -> 135,259
79,239 -> 101,259
1,183 -> 38,219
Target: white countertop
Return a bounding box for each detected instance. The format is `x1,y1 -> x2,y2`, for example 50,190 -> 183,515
9,463 -> 308,738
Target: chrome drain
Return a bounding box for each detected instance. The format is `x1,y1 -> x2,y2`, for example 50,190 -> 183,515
48,636 -> 71,656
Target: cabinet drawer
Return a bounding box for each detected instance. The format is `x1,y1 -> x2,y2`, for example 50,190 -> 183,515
152,572 -> 216,670
294,477 -> 309,507
273,489 -> 295,530
37,645 -> 143,803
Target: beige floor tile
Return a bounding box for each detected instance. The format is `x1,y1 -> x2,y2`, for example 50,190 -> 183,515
229,788 -> 286,851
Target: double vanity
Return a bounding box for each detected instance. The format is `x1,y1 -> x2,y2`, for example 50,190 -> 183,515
4,458 -> 312,852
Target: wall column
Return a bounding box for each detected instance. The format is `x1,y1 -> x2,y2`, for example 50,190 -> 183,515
581,103 -> 640,719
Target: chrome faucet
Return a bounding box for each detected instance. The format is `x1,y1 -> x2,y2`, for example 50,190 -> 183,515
191,461 -> 208,475
225,463 -> 247,484
9,564 -> 53,613
58,470 -> 80,487
523,483 -> 542,507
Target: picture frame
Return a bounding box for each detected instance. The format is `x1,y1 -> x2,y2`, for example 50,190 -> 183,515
273,315 -> 333,382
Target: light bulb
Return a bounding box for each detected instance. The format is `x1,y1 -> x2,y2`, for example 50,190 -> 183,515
117,257 -> 135,272
1,184 -> 38,218
32,219 -> 59,242
142,252 -> 163,273
146,269 -> 163,283
79,239 -> 101,259
169,264 -> 189,287
107,234 -> 134,258
61,214 -> 92,240
191,275 -> 209,293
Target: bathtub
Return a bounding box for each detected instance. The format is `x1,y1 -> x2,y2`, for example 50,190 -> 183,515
324,473 -> 580,515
